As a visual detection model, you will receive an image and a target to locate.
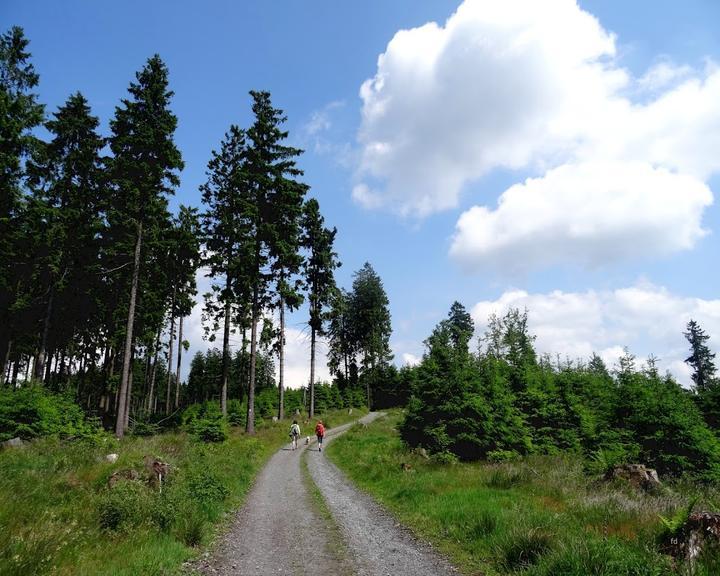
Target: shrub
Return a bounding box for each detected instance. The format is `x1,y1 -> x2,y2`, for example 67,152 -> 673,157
185,467 -> 229,509
131,420 -> 160,436
0,387 -> 100,442
182,402 -> 228,442
191,418 -> 228,443
97,480 -> 151,531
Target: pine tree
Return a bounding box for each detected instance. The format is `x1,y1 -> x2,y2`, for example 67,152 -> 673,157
0,26 -> 44,386
201,125 -> 252,416
108,55 -> 183,437
349,262 -> 392,408
242,90 -> 304,433
684,319 -> 717,392
25,92 -> 104,382
301,198 -> 340,418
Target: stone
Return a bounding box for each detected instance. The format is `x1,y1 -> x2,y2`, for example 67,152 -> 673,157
105,453 -> 119,463
605,463 -> 661,490
1,437 -> 25,449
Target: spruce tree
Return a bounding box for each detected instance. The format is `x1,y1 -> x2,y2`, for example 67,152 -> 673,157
301,198 -> 340,418
0,26 -> 44,385
349,262 -> 392,408
200,125 -> 250,416
243,90 -> 304,433
685,319 -> 717,392
108,55 -> 183,437
25,92 -> 104,382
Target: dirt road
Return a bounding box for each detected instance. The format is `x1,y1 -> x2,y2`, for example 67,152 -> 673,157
195,412 -> 456,576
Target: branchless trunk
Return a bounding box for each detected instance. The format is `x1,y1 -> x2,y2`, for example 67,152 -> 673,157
220,288 -> 231,416
309,324 -> 316,419
124,347 -> 134,432
34,287 -> 54,381
146,325 -> 162,413
278,296 -> 285,421
115,221 -> 142,438
175,315 -> 183,409
1,339 -> 12,387
165,286 -> 176,414
246,285 -> 259,435
240,327 -> 247,402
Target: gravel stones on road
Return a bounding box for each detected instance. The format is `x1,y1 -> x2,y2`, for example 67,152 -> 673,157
307,413 -> 457,576
194,412 -> 457,576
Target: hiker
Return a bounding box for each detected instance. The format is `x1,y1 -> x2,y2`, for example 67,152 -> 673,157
289,420 -> 301,450
315,420 -> 325,452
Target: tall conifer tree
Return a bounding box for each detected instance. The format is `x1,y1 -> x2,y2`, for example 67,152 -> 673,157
301,199 -> 339,417
109,55 -> 183,437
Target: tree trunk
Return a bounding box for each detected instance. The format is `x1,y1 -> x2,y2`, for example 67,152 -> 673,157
366,363 -> 372,410
240,327 -> 247,402
165,287 -> 176,414
34,287 -> 54,382
44,349 -> 54,385
146,325 -> 162,413
309,325 -> 316,418
11,360 -> 19,386
124,348 -> 134,432
278,297 -> 285,421
220,293 -> 231,416
115,221 -> 143,438
246,290 -> 259,435
1,339 -> 12,387
175,315 -> 183,409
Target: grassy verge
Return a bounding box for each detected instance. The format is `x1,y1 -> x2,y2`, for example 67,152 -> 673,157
327,411 -> 720,576
0,407 -> 364,576
300,451 -> 353,571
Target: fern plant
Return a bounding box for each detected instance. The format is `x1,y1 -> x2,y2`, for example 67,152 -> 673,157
659,497 -> 698,537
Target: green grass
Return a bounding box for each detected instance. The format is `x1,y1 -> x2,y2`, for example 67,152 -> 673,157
0,407 -> 365,576
327,411 -> 720,576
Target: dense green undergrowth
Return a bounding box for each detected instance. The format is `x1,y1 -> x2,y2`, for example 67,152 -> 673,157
329,412 -> 720,576
0,407 -> 364,576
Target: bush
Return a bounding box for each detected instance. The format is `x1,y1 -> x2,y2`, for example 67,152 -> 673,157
131,420 -> 160,436
97,480 -> 151,531
0,387 -> 101,442
185,467 -> 229,509
191,419 -> 228,443
182,402 -> 228,442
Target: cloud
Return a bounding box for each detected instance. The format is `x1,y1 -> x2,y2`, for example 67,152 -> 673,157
354,0 -> 720,269
401,352 -> 422,366
470,283 -> 720,385
450,161 -> 712,272
355,0 -> 624,217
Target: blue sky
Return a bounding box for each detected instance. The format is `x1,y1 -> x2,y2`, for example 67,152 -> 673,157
5,0 -> 720,386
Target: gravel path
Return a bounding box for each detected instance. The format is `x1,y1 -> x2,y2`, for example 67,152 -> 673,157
307,413 -> 458,576
194,412 -> 457,576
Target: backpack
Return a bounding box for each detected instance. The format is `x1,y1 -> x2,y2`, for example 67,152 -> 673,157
290,424 -> 300,437
315,423 -> 325,437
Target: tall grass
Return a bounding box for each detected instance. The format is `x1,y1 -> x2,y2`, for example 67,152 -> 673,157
0,407 -> 364,575
328,411 -> 720,576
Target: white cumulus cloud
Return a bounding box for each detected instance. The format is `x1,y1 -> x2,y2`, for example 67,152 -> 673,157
354,0 -> 720,270
470,283 -> 720,386
450,161 -> 712,272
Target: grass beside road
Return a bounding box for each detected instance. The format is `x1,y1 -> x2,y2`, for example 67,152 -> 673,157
327,411 -> 720,576
0,407 -> 365,576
